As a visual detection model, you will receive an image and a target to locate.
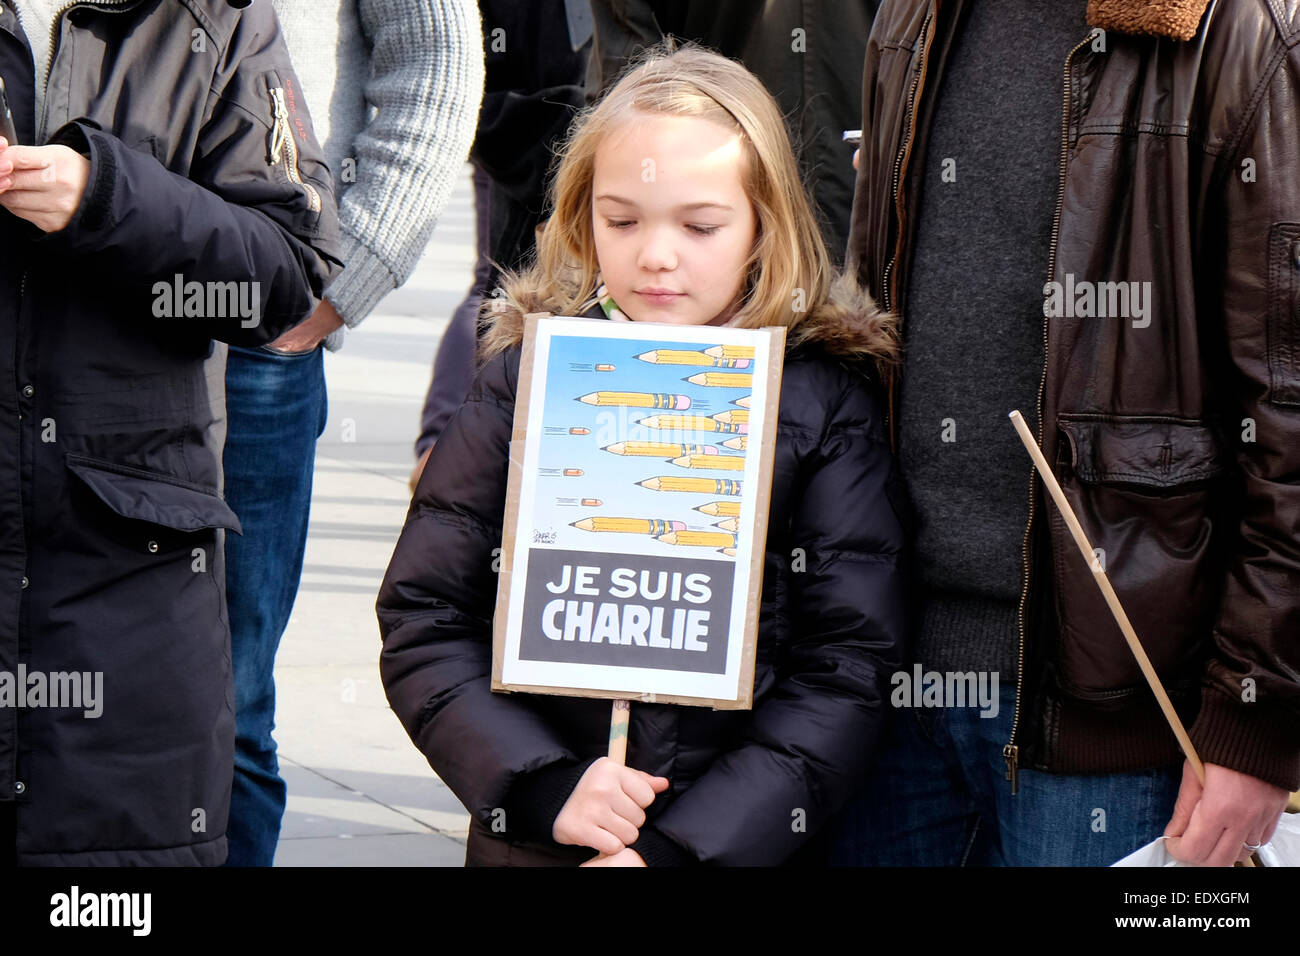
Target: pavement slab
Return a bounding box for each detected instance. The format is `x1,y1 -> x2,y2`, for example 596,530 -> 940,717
271,163 -> 477,867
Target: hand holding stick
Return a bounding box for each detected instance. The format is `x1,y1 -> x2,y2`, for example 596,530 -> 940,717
1007,410 -> 1206,787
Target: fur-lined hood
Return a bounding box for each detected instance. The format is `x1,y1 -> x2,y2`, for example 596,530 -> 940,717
478,272 -> 899,370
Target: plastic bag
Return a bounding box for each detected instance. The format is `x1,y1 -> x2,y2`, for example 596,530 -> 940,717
1113,811 -> 1300,867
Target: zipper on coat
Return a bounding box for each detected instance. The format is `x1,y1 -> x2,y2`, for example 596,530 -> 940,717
40,2 -> 80,142
14,269 -> 24,413
879,8 -> 936,448
881,9 -> 936,317
1005,29 -> 1099,796
267,83 -> 321,215
39,0 -> 135,143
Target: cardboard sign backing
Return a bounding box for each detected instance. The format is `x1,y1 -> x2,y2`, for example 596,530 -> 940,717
491,316 -> 785,709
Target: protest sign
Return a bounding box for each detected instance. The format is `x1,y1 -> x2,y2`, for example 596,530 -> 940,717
492,316 -> 784,709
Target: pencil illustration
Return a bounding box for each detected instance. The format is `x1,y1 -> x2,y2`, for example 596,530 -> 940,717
572,517 -> 687,535
711,410 -> 748,425
703,345 -> 755,360
695,501 -> 742,517
501,318 -> 784,695
670,454 -> 745,472
636,349 -> 752,368
685,372 -> 753,389
578,391 -> 691,409
656,530 -> 738,548
604,442 -> 719,458
637,415 -> 748,435
638,477 -> 743,495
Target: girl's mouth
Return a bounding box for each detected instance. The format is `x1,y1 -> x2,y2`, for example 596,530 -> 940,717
637,290 -> 685,305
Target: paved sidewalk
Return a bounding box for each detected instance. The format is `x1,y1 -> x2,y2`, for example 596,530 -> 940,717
272,164 -> 476,866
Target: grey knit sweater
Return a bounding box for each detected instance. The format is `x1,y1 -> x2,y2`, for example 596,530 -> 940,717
900,1 -> 1089,677
270,0 -> 484,350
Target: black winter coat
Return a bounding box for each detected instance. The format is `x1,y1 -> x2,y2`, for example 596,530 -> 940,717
0,1 -> 341,864
379,312 -> 905,866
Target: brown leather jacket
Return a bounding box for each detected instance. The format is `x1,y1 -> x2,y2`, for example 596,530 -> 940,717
848,0 -> 1300,790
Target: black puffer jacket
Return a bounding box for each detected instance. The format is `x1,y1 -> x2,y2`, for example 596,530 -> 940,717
378,307 -> 905,866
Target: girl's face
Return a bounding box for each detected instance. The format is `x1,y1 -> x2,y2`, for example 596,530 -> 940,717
591,112 -> 757,326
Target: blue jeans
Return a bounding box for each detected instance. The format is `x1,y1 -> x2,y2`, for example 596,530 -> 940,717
221,344 -> 327,867
831,684 -> 1181,866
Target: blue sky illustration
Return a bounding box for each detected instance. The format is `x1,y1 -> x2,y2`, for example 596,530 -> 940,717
529,333 -> 753,559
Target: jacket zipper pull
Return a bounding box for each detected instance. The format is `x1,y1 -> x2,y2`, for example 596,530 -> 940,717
1003,744 -> 1019,794
267,87 -> 287,164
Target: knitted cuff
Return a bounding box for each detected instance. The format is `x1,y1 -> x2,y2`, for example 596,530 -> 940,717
505,757 -> 598,843
629,826 -> 694,867
1189,688 -> 1300,792
324,228 -> 400,328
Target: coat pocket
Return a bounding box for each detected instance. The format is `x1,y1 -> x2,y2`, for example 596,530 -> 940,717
66,454 -> 241,535
1048,416 -> 1231,702
57,455 -> 236,795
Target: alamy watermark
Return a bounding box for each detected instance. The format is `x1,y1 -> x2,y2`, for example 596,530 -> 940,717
152,274 -> 261,328
1044,274 -> 1151,328
50,886 -> 150,936
0,665 -> 102,718
890,665 -> 999,718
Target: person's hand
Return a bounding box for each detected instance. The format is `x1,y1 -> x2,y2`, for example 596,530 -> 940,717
266,297 -> 344,354
580,847 -> 647,867
552,757 -> 669,856
1164,760 -> 1289,866
0,140 -> 91,233
409,446 -> 433,495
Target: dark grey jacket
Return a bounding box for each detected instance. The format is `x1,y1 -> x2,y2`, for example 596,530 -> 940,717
0,0 -> 342,864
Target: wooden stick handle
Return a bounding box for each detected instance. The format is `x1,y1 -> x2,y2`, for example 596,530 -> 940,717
608,699 -> 631,765
1008,411 -> 1206,787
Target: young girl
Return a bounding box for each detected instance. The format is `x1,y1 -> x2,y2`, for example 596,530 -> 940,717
378,44 -> 904,866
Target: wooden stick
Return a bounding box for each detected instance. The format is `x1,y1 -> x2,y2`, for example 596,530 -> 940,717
1008,411 -> 1206,787
608,699 -> 631,765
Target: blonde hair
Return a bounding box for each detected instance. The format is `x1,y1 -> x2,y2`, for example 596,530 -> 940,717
481,42 -> 895,367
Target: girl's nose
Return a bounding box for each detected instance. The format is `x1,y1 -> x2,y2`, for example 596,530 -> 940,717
637,226 -> 677,272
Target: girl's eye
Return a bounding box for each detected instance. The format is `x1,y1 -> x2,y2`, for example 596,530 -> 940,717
605,219 -> 634,230
687,224 -> 721,236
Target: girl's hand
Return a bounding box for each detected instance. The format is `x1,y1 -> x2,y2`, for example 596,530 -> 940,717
0,141 -> 91,233
580,847 -> 647,867
552,757 -> 668,855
